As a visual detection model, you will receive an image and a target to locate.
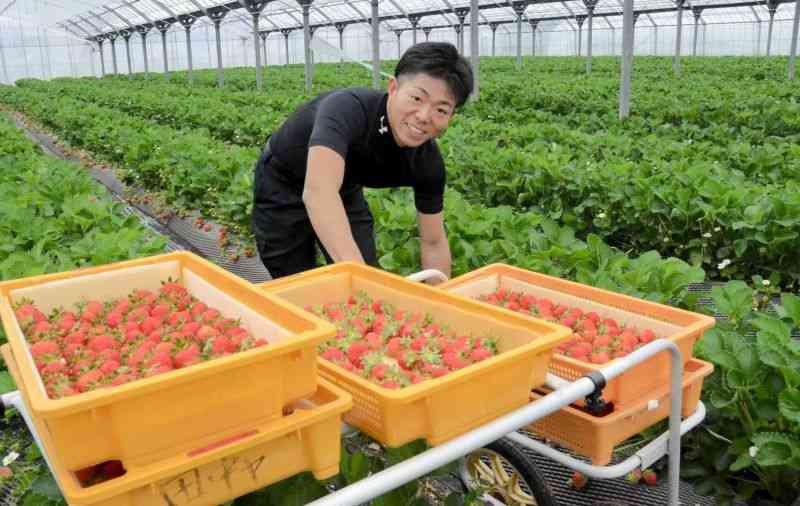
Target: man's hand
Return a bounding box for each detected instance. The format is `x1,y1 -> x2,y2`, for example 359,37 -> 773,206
303,146 -> 365,263
417,211 -> 451,285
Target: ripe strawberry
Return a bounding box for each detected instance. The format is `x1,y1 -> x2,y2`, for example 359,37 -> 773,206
625,469 -> 642,484
640,329 -> 656,343
105,312 -> 123,329
100,360 -> 120,375
201,309 -> 221,324
642,469 -> 657,486
443,351 -> 467,371
85,301 -> 103,315
111,373 -> 136,387
29,320 -> 53,338
365,332 -> 382,351
469,346 -> 493,363
75,369 -> 105,392
174,344 -> 201,368
568,471 -> 588,490
386,337 -> 404,359
190,302 -> 208,319
322,347 -> 345,362
346,342 -> 369,369
589,351 -> 611,364
30,340 -> 59,358
88,334 -> 115,353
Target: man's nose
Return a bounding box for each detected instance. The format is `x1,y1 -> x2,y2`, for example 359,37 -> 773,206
416,104 -> 432,124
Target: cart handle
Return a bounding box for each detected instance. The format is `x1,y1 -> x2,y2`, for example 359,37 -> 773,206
405,269 -> 448,284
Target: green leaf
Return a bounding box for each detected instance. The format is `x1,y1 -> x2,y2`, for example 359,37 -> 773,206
710,281 -> 752,324
754,441 -> 793,467
778,389 -> 800,423
698,328 -> 742,371
751,433 -> 799,467
778,293 -> 800,328
341,450 -> 371,485
756,322 -> 800,371
729,452 -> 752,472
0,371 -> 16,395
29,474 -> 63,501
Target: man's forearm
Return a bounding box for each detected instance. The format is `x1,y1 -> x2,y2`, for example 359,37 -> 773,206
304,189 -> 364,263
420,239 -> 452,284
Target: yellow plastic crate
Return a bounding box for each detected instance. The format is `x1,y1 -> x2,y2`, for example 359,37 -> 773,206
0,252 -> 335,472
2,344 -> 352,506
259,262 -> 570,448
441,264 -> 716,409
526,358 -> 713,465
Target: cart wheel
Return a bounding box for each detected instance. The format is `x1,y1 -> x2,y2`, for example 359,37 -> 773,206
459,438 -> 555,506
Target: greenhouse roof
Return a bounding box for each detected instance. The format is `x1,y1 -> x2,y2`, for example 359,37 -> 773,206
14,0 -> 799,40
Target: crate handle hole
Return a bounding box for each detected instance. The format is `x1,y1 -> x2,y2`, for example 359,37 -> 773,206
73,460 -> 126,488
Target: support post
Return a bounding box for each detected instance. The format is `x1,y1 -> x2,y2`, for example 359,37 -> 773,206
261,33 -> 268,66
155,21 -> 172,79
242,1 -> 270,91
576,14 -> 586,56
409,15 -> 420,45
121,30 -> 133,79
789,0 -> 800,80
335,23 -> 346,62
395,30 -> 402,59
454,24 -> 462,53
470,0 -> 479,99
513,1 -> 527,68
767,0 -> 778,56
585,0 -> 597,72
674,0 -> 685,76
282,29 -> 291,66
654,25 -> 658,55
97,36 -> 106,77
692,7 -> 702,56
490,22 -> 499,56
529,20 -> 538,56
455,8 -> 469,55
178,15 -> 197,83
0,24 -> 8,84
108,33 -> 119,75
370,0 -> 380,89
423,27 -> 432,42
619,0 -> 634,119
136,26 -> 151,79
210,11 -> 227,87
299,0 -> 314,93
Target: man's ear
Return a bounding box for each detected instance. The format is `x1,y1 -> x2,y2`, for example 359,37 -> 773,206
387,76 -> 398,96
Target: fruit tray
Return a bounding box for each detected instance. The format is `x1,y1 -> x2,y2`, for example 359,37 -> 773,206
526,358 -> 713,465
0,252 -> 335,471
2,343 -> 352,506
259,262 -> 570,447
441,264 -> 715,409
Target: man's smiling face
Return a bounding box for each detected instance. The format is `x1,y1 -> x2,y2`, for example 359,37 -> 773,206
386,73 -> 456,148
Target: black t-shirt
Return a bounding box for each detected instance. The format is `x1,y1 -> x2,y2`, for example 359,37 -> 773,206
264,87 -> 446,215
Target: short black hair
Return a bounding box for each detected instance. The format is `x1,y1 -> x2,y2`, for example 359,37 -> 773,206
394,42 -> 474,109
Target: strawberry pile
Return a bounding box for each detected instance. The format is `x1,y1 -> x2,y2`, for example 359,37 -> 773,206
477,289 -> 656,365
306,291 -> 499,390
15,281 -> 269,399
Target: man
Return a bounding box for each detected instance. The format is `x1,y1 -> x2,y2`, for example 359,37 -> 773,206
252,42 -> 473,282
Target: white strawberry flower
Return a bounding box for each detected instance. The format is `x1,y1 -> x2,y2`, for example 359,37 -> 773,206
2,451 -> 19,466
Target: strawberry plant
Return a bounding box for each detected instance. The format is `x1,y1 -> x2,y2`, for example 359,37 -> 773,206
684,283 -> 800,505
